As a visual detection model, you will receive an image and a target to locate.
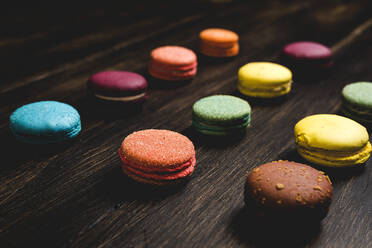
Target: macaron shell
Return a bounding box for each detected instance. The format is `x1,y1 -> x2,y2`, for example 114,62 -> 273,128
119,148 -> 194,173
199,28 -> 239,47
297,142 -> 372,167
192,95 -> 251,123
121,166 -> 192,186
121,129 -> 195,168
9,101 -> 81,144
245,161 -> 332,208
122,155 -> 195,181
283,41 -> 332,60
238,62 -> 292,86
150,46 -> 197,67
294,114 -> 369,152
342,82 -> 372,109
149,65 -> 197,81
199,43 -> 239,57
238,81 -> 291,98
88,71 -> 147,97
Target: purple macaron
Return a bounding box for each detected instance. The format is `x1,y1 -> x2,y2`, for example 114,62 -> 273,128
88,71 -> 148,102
282,41 -> 333,70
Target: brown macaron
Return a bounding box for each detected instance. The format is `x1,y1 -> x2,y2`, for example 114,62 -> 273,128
244,161 -> 333,221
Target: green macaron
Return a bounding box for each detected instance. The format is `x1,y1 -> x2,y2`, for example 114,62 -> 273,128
342,82 -> 372,123
192,95 -> 251,135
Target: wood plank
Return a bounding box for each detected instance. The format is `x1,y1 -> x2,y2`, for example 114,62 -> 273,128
0,0 -> 371,247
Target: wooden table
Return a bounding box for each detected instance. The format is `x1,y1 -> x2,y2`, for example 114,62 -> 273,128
1,1 -> 371,247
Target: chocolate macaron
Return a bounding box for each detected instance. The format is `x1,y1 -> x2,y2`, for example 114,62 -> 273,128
88,71 -> 148,102
244,161 -> 333,221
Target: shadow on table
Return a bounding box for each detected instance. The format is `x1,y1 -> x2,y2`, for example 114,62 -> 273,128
277,145 -> 366,184
94,166 -> 189,208
229,206 -> 322,248
80,95 -> 144,121
181,125 -> 246,149
1,131 -> 77,172
231,89 -> 290,107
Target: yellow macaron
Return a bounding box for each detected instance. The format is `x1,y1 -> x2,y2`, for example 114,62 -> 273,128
294,114 -> 371,167
238,62 -> 292,98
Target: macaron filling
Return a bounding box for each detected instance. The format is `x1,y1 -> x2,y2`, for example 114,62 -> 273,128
11,123 -> 81,144
122,156 -> 196,181
94,92 -> 146,102
296,142 -> 372,166
192,115 -> 250,135
238,81 -> 292,97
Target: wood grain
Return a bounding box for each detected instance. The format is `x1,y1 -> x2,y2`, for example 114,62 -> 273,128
1,0 -> 372,247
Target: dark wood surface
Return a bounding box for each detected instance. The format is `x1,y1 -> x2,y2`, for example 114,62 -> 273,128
1,0 -> 372,247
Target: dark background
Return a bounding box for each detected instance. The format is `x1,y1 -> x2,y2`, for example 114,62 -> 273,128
0,0 -> 371,247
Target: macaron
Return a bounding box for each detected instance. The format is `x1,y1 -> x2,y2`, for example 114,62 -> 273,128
149,46 -> 197,81
192,95 -> 251,136
294,114 -> 372,167
118,129 -> 196,185
341,82 -> 372,123
199,28 -> 239,57
282,41 -> 333,72
238,62 -> 293,98
87,71 -> 147,102
9,101 -> 81,144
244,161 -> 333,221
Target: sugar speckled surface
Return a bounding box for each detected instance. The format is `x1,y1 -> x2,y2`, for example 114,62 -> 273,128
121,129 -> 195,168
193,95 -> 251,122
342,82 -> 372,108
9,101 -> 81,144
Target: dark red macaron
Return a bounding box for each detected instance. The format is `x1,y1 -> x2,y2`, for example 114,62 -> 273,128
244,161 -> 333,222
282,41 -> 333,73
88,71 -> 148,102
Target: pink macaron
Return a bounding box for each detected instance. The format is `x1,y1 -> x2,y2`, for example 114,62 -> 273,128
149,46 -> 197,81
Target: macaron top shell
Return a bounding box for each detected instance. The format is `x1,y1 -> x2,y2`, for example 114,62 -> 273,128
150,46 -> 197,67
283,41 -> 332,60
342,82 -> 372,108
88,71 -> 147,96
193,95 -> 251,122
10,101 -> 81,137
294,114 -> 369,151
246,161 -> 332,207
238,62 -> 292,86
121,129 -> 195,168
199,28 -> 239,44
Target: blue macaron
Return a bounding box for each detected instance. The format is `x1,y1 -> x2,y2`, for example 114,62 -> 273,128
9,101 -> 81,144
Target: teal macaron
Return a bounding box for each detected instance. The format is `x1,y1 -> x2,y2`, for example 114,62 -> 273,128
192,95 -> 251,135
9,101 -> 81,144
342,82 -> 372,123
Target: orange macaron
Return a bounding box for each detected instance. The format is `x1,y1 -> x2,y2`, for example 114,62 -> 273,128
148,46 -> 197,81
118,129 -> 196,185
199,28 -> 239,57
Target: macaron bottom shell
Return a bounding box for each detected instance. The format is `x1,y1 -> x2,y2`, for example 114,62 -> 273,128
199,43 -> 239,57
11,124 -> 81,144
121,155 -> 196,186
341,104 -> 372,124
192,115 -> 250,136
296,142 -> 372,167
237,81 -> 291,98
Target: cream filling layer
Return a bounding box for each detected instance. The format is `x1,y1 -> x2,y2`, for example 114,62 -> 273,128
238,80 -> 292,93
296,142 -> 372,166
95,93 -> 146,102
